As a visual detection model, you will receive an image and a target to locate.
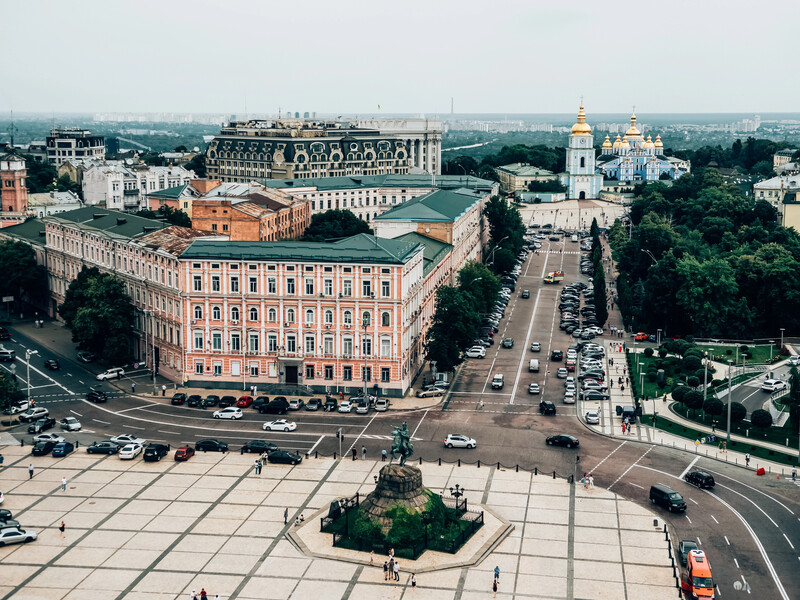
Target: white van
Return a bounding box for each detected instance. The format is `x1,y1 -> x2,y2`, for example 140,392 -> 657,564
491,374 -> 505,389
571,234 -> 579,243
529,359 -> 540,372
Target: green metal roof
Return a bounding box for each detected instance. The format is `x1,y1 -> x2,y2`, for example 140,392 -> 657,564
0,218 -> 46,246
260,174 -> 495,193
495,163 -> 555,177
182,233 -> 422,265
146,184 -> 188,199
44,207 -> 169,240
394,232 -> 451,277
373,188 -> 484,222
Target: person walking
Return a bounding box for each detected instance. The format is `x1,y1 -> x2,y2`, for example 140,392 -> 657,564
61,476 -> 67,491
362,445 -> 367,461
284,508 -> 288,525
161,384 -> 166,396
59,521 -> 65,537
494,565 -> 500,582
131,382 -> 136,394
352,447 -> 357,461
28,464 -> 34,479
493,579 -> 498,598
411,573 -> 416,589
589,474 -> 594,488
200,589 -> 208,600
745,453 -> 750,467
393,559 -> 400,581
370,550 -> 374,565
254,459 -> 261,475
381,449 -> 387,462
388,556 -> 394,581
383,561 -> 389,581
792,468 -> 796,482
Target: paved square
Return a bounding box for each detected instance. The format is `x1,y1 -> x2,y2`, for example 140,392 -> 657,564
0,444 -> 677,599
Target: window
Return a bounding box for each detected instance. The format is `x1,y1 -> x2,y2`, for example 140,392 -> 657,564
250,364 -> 259,376
305,336 -> 315,352
381,338 -> 390,357
211,275 -> 220,292
323,279 -> 333,295
286,278 -> 295,294
231,306 -> 240,321
324,365 -> 333,380
305,364 -> 315,379
249,307 -> 258,321
249,277 -> 258,293
343,338 -> 353,355
230,276 -> 239,293
343,310 -> 352,325
381,312 -> 390,327
212,332 -> 222,350
343,280 -> 352,296
193,331 -> 203,350
267,277 -> 276,294
343,366 -> 352,381
268,334 -> 277,352
381,367 -> 390,383
193,275 -> 202,291
362,280 -> 372,297
362,336 -> 372,356
324,337 -> 334,354
248,333 -> 259,352
362,366 -> 371,382
362,311 -> 371,327
286,308 -> 295,323
195,361 -> 204,374
268,308 -> 277,322
212,306 -> 221,320
381,280 -> 390,297
324,309 -> 333,324
305,279 -> 314,295
305,309 -> 314,324
193,305 -> 203,320
287,336 -> 296,352
231,333 -> 240,351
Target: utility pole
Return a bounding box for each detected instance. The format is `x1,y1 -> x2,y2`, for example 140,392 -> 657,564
25,349 -> 39,406
726,360 -> 733,445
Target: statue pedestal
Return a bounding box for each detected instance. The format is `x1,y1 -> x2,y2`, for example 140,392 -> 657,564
361,464 -> 429,519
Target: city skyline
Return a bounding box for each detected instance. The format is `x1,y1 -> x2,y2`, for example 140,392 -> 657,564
1,0 -> 797,115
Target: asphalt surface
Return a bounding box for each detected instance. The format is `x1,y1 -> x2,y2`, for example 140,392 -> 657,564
2,203 -> 799,599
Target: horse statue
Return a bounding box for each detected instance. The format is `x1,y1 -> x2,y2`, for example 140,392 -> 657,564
389,421 -> 414,466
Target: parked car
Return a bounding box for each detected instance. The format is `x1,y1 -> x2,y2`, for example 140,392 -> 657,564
356,400 -> 370,414
241,440 -> 278,454
204,395 -> 220,407
195,439 -> 228,452
634,332 -> 649,341
252,396 -> 270,411
237,396 -> 254,408
288,398 -> 305,411
444,434 -> 476,449
86,390 -> 108,403
678,540 -> 699,567
0,526 -> 38,546
31,441 -> 58,456
143,443 -> 169,462
218,395 -> 236,408
374,398 -> 389,412
684,470 -> 715,489
416,387 -> 443,398
263,419 -> 297,432
171,393 -> 187,405
86,441 -> 120,455
261,398 -> 290,415
528,383 -> 540,394
266,450 -> 303,465
539,400 -> 556,415
174,446 -> 196,461
546,434 -> 579,448
465,346 -> 486,358
338,399 -> 354,412
43,359 -> 60,370
213,407 -> 243,420
582,390 -> 609,401
491,374 -> 505,389
187,395 -> 203,408
52,441 -> 75,457
111,434 -> 147,446
96,367 -> 125,381
585,410 -> 600,425
76,351 -> 96,363
550,350 -> 563,361
19,407 -> 49,423
556,368 -> 568,379
32,430 -> 64,445
323,397 -> 338,412
119,443 -> 143,460
306,398 -> 322,411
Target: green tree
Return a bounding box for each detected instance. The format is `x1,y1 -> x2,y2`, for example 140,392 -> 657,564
728,401 -> 747,425
184,153 -> 206,178
703,397 -> 724,420
483,195 -> 525,255
750,408 -> 773,432
425,286 -> 481,373
672,385 -> 689,404
174,145 -> 188,153
22,156 -> 57,193
45,174 -> 81,195
301,210 -> 372,242
0,240 -> 48,311
683,390 -> 704,416
457,261 -> 501,316
527,179 -> 566,193
59,267 -> 135,364
787,366 -> 800,407
136,205 -> 192,228
0,371 -> 23,411
490,247 -> 517,275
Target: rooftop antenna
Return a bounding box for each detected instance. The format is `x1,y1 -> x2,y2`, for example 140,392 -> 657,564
7,109 -> 17,147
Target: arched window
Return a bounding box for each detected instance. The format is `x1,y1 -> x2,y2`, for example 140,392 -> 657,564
212,306 -> 221,320
580,156 -> 585,168
231,306 -> 240,321
362,311 -> 371,327
249,307 -> 258,321
324,309 -> 333,324
305,309 -> 314,324
287,308 -> 295,323
268,308 -> 277,322
381,312 -> 390,327
193,306 -> 202,320
343,310 -> 352,325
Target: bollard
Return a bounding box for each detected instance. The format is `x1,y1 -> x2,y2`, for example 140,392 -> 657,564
419,457 -> 422,465
552,471 -> 556,479
315,451 -> 318,459
516,464 -> 519,472
535,467 -> 538,475
477,460 -> 480,468
458,459 -> 461,467
438,458 -> 441,466
333,452 -> 337,460
497,462 -> 500,469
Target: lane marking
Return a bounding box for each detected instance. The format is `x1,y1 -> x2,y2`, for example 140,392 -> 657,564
117,402 -> 162,413
699,466 -> 795,515
70,409 -> 82,417
127,425 -> 145,430
508,287 -> 542,405
725,536 -> 730,545
92,419 -> 110,425
411,409 -> 428,438
307,435 -> 324,455
158,430 -> 180,435
711,515 -> 719,524
679,455 -> 700,480
607,445 -> 654,490
783,533 -> 795,550
685,515 -> 692,524
586,440 -> 627,473
343,411 -> 381,457
734,558 -> 740,569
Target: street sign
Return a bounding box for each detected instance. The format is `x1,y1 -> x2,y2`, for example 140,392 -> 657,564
2,296 -> 13,303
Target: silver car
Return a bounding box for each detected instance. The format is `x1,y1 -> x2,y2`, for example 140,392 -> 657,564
0,526 -> 38,546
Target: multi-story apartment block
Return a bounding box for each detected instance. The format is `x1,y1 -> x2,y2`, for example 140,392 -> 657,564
46,128 -> 105,166
82,163 -> 194,211
205,118 -> 442,183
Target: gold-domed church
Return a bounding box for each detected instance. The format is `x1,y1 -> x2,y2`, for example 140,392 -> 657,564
558,104 -> 604,199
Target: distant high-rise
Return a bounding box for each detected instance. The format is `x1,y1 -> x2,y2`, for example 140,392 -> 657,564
46,127 -> 105,166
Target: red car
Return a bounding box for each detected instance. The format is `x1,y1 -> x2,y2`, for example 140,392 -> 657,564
634,332 -> 649,341
174,446 -> 195,461
0,327 -> 10,340
237,395 -> 254,408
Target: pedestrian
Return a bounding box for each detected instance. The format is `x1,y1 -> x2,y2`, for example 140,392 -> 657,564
583,473 -> 588,488
388,556 -> 394,579
609,379 -> 613,389
384,561 -> 389,581
493,579 -> 498,598
478,399 -> 484,410
711,423 -> 716,433
381,449 -> 387,462
254,460 -> 261,475
295,517 -> 301,526
362,445 -> 367,461
370,550 -> 374,565
162,384 -> 166,396
300,513 -> 304,522
626,377 -> 629,386
284,507 -> 288,525
411,573 -> 416,589
28,463 -> 34,479
61,476 -> 67,491
745,453 -> 750,467
131,382 -> 136,394
620,384 -> 624,392
589,474 -> 594,488
792,468 -> 797,482
494,565 -> 500,581
59,521 -> 65,537
352,447 -> 357,461
394,559 -> 400,581
190,590 -> 197,600
622,423 -> 626,434
200,589 -> 208,600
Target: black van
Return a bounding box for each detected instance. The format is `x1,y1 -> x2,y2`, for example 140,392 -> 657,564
260,397 -> 289,415
684,470 -> 715,489
143,443 -> 169,462
649,483 -> 687,512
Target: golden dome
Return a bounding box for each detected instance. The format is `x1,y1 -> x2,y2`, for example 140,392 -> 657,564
624,112 -> 641,138
602,135 -> 612,149
654,134 -> 663,149
612,135 -> 622,148
644,135 -> 655,149
571,104 -> 592,136
620,138 -> 631,149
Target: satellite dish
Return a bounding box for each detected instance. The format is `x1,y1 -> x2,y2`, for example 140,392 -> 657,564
125,159 -> 133,165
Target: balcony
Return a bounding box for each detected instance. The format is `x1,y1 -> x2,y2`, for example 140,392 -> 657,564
124,188 -> 140,196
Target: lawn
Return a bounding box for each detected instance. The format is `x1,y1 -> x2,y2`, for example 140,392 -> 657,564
696,343 -> 778,365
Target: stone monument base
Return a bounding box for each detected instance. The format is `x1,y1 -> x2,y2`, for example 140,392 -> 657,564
360,464 -> 429,521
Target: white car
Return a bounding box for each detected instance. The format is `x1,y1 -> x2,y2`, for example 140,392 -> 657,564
416,387 -> 443,398
0,527 -> 37,546
263,419 -> 297,432
33,432 -> 65,444
111,434 -> 147,446
119,443 -> 143,459
374,398 -> 389,412
762,379 -> 787,393
528,383 -> 540,394
338,400 -> 353,412
444,434 -> 477,449
565,383 -> 576,394
60,417 -> 81,431
585,410 -> 600,425
564,377 -> 575,388
566,350 -> 578,360
585,326 -> 604,335
582,381 -> 608,392
563,391 -> 576,404
791,356 -> 799,366
96,367 -> 125,381
465,346 -> 486,359
556,368 -> 568,379
213,407 -> 243,419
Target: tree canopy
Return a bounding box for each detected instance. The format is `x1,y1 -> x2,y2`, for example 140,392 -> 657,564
0,240 -> 48,309
483,195 -> 525,274
301,209 -> 372,242
424,286 -> 481,372
136,205 -> 192,228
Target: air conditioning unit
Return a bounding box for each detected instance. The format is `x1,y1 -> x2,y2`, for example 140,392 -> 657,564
339,293 -> 343,298
370,293 -> 375,298
284,322 -> 290,327
231,319 -> 239,324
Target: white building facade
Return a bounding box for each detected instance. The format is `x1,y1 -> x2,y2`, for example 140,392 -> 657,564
83,163 -> 194,211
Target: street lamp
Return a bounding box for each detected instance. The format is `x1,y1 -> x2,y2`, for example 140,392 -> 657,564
726,360 -> 733,445
640,248 -> 658,266
780,328 -> 786,356
143,309 -> 157,395
25,349 -> 38,407
703,352 -> 709,406
656,328 -> 662,347
362,317 -> 369,399
487,235 -> 509,266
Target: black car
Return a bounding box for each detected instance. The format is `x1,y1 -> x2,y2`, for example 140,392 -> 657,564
204,395 -> 220,407
267,450 -> 303,465
31,440 -> 58,456
306,398 -> 322,411
501,338 -> 514,348
684,470 -> 715,489
0,509 -> 13,522
187,395 -> 203,407
0,327 -> 9,340
323,396 -> 338,412
678,540 -> 699,567
241,440 -> 278,454
253,396 -> 270,411
27,417 -> 56,434
539,401 -> 557,415
43,359 -> 60,370
546,434 -> 579,448
260,397 -> 289,415
218,395 -> 236,408
578,371 -> 605,381
171,393 -> 187,405
86,390 -> 108,403
550,350 -> 563,361
143,443 -> 169,462
582,390 -> 610,401
196,439 -> 228,452
87,441 -> 120,455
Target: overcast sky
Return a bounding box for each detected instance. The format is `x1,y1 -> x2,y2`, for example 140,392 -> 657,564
1,0 -> 796,115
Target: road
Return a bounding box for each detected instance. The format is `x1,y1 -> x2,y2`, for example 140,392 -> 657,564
2,204 -> 798,599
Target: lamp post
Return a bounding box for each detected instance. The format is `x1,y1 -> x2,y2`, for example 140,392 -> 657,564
362,317 -> 369,399
640,248 -> 658,266
143,309 -> 157,395
487,235 -> 509,266
703,352 -> 709,406
726,360 -> 733,445
780,328 -> 786,356
657,328 -> 662,347
25,349 -> 38,407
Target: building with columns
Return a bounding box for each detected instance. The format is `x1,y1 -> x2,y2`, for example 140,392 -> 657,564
559,105 -> 604,200
0,151 -> 30,228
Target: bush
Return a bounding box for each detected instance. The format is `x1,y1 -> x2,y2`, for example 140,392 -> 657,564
726,349 -> 733,355
683,390 -> 704,413
647,371 -> 657,382
352,511 -> 384,544
728,401 -> 747,424
711,379 -> 724,388
385,504 -> 423,548
644,347 -> 654,358
703,397 -> 724,417
687,376 -> 700,388
658,348 -> 668,359
672,386 -> 689,403
740,345 -> 749,353
750,409 -> 773,430
683,355 -> 702,372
